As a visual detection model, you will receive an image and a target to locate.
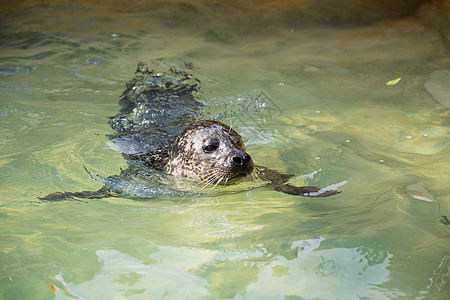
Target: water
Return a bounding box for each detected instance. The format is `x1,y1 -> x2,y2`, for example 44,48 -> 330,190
1,1 -> 449,299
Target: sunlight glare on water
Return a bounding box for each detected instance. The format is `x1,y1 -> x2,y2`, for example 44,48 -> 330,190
0,0 -> 449,299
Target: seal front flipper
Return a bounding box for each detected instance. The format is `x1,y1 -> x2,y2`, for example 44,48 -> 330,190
274,184 -> 341,197
38,167 -> 117,201
38,187 -> 116,202
256,165 -> 341,197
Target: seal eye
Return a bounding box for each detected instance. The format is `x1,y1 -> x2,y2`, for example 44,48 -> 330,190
204,144 -> 218,153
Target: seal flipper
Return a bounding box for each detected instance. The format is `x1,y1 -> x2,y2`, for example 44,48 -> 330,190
256,165 -> 341,197
274,184 -> 341,197
38,187 -> 116,202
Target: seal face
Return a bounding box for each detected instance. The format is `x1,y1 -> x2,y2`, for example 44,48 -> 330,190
165,120 -> 254,186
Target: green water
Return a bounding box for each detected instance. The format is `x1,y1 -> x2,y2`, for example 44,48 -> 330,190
1,1 -> 449,299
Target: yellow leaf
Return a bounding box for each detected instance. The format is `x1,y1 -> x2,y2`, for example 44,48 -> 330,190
386,77 -> 401,86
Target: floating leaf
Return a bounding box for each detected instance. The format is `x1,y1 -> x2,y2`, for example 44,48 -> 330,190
9,276 -> 12,281
50,284 -> 57,294
386,77 -> 402,85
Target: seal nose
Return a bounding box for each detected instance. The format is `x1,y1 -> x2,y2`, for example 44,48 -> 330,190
232,153 -> 252,166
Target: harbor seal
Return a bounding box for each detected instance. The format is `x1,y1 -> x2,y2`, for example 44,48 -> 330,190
39,60 -> 340,201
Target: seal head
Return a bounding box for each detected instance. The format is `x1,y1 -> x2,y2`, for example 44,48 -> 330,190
165,120 -> 254,186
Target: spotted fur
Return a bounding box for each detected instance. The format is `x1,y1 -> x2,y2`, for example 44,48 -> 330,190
165,120 -> 254,187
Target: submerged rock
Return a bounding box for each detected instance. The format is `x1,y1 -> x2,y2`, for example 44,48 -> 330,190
424,70 -> 450,109
400,182 -> 440,222
406,183 -> 435,202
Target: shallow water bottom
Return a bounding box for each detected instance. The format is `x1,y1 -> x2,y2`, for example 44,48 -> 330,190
0,0 -> 449,299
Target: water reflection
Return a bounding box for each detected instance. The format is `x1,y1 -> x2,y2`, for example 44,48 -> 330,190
54,237 -> 403,299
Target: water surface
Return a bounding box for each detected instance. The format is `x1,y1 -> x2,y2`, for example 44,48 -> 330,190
1,1 -> 449,299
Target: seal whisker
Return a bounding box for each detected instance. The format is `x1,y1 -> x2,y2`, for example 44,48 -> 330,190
210,175 -> 225,190
186,170 -> 218,190
189,180 -> 207,190
190,171 -> 218,190
250,166 -> 260,181
201,179 -> 216,190
201,172 -> 220,190
183,176 -> 204,188
202,170 -> 220,182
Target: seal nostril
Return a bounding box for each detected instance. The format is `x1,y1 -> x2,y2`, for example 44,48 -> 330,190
233,156 -> 243,165
244,154 -> 251,164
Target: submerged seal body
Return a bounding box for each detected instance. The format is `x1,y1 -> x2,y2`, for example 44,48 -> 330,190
39,60 -> 340,201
